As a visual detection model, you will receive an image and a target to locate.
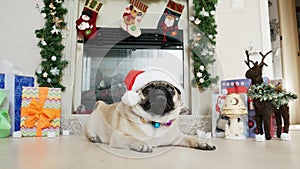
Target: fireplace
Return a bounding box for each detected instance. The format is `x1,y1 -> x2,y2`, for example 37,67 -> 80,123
73,27 -> 185,114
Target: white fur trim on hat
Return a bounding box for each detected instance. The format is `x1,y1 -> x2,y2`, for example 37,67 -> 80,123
121,67 -> 184,106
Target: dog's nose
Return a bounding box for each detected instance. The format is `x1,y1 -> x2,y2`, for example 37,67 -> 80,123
147,89 -> 168,115
150,95 -> 167,114
157,95 -> 167,104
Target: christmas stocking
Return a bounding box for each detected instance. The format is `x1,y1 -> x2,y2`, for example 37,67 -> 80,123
76,0 -> 103,43
121,0 -> 148,37
157,0 -> 184,42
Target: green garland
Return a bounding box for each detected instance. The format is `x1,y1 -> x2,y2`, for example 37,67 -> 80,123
248,83 -> 297,109
190,0 -> 218,90
35,0 -> 68,91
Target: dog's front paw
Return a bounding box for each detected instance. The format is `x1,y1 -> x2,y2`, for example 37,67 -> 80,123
195,142 -> 216,151
132,144 -> 153,153
91,136 -> 102,143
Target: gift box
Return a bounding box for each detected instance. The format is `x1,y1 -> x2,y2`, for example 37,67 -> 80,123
221,78 -> 275,138
0,74 -> 35,132
220,79 -> 252,94
0,89 -> 11,137
0,74 -> 4,88
20,87 -> 61,137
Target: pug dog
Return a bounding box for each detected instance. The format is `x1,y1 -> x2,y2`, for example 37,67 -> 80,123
84,68 -> 216,153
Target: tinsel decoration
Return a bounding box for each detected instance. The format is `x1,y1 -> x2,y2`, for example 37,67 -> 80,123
248,83 -> 297,109
190,0 -> 218,90
35,0 -> 68,91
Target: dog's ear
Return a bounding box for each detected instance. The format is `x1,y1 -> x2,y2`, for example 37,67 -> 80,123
175,87 -> 181,95
165,83 -> 181,96
93,101 -> 100,111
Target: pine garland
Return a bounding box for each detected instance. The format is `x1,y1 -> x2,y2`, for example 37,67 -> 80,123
190,0 -> 218,90
35,0 -> 68,91
248,83 -> 297,109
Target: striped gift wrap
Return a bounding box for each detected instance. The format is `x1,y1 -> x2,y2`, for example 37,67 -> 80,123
20,87 -> 61,137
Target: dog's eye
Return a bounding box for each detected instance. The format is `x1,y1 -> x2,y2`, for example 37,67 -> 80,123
166,84 -> 175,95
142,84 -> 155,95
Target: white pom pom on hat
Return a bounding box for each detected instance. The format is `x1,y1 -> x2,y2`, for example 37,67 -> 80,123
121,67 -> 183,106
121,90 -> 141,106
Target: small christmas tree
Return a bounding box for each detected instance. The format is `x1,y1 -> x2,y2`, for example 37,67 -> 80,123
190,0 -> 219,90
35,0 -> 68,91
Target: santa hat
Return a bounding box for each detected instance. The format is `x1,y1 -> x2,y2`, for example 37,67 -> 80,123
121,67 -> 183,106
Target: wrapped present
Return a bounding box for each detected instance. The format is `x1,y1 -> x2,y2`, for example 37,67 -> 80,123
221,78 -> 275,138
0,89 -> 11,137
1,74 -> 35,132
20,87 -> 61,137
220,79 -> 252,94
0,74 -> 4,88
221,78 -> 269,94
13,75 -> 35,132
1,61 -> 35,133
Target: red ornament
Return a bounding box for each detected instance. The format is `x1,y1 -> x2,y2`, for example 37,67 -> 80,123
171,31 -> 177,37
248,120 -> 254,128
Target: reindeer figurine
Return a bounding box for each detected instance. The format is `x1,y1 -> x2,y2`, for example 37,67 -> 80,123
244,50 -> 297,141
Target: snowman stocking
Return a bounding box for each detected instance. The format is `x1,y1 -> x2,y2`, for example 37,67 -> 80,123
121,0 -> 148,37
157,0 -> 184,42
76,0 -> 103,43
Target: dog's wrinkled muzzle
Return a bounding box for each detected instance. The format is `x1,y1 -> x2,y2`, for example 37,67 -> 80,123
148,89 -> 167,115
139,83 -> 176,116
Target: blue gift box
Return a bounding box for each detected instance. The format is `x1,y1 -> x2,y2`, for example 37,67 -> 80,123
14,75 -> 35,131
0,74 -> 35,132
220,79 -> 252,93
0,74 -> 4,89
220,78 -> 272,138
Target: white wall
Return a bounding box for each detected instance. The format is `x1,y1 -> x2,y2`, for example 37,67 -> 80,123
215,0 -> 273,80
0,0 -> 43,76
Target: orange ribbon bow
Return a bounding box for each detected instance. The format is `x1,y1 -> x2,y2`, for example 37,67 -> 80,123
21,87 -> 60,137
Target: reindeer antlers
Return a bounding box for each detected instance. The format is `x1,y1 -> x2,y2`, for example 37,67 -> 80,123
244,50 -> 256,68
258,50 -> 272,67
244,50 -> 272,68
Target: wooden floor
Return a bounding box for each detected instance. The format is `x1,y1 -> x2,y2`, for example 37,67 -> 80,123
0,128 -> 300,169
